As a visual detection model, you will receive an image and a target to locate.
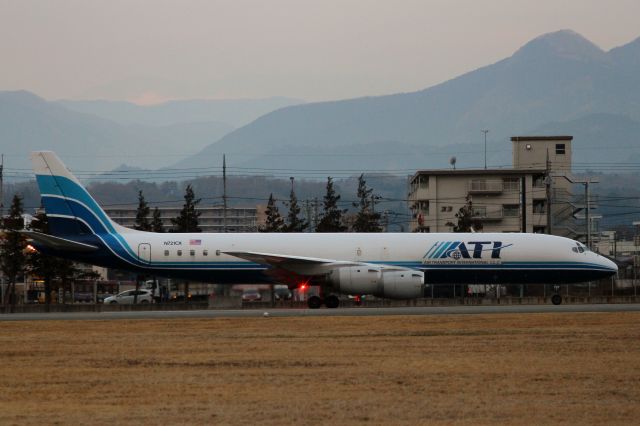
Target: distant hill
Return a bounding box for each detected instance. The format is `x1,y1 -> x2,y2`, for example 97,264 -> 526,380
56,97 -> 304,128
0,92 -> 304,177
175,30 -> 640,172
4,30 -> 640,179
528,113 -> 640,169
0,91 -> 233,175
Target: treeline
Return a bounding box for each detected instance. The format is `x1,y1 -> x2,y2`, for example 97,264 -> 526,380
261,175 -> 382,232
0,195 -> 100,307
4,174 -> 409,231
132,175 -> 387,233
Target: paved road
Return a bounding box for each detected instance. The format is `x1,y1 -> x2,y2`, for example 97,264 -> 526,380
2,303 -> 640,321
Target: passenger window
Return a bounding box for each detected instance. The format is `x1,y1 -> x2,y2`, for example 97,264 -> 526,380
190,250 -> 195,256
177,250 -> 182,256
164,250 -> 169,256
203,250 -> 208,256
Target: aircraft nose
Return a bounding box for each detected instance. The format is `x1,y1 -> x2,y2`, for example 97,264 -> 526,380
600,255 -> 618,274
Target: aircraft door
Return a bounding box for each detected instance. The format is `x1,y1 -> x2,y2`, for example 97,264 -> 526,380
138,243 -> 151,263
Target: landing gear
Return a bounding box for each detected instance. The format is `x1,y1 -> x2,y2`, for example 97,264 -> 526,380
307,295 -> 323,309
551,285 -> 562,305
325,295 -> 340,309
306,294 -> 340,309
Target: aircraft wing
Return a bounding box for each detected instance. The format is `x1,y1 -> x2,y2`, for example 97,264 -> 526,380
21,231 -> 100,253
224,251 -> 408,276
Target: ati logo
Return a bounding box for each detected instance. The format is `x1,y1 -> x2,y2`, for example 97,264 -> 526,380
423,241 -> 513,260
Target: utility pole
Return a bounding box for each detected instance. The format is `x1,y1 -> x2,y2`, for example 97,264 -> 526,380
481,130 -> 489,170
545,148 -> 552,235
554,175 -> 599,248
304,199 -> 312,232
585,180 -> 591,249
222,154 -> 227,233
0,154 -> 3,305
313,197 -> 319,230
0,154 -> 4,222
520,176 -> 527,232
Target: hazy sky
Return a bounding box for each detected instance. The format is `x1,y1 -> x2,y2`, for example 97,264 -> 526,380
2,0 -> 639,103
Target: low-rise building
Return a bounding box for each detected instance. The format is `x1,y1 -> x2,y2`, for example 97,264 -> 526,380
409,136 -> 577,236
104,205 -> 261,233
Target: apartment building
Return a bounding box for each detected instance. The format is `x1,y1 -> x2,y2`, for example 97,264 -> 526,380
409,136 -> 575,235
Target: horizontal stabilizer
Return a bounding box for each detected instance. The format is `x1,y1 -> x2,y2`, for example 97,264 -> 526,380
21,231 -> 99,253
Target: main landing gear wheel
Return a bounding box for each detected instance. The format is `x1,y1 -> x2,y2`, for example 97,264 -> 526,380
325,295 -> 340,309
551,294 -> 562,305
308,295 -> 323,309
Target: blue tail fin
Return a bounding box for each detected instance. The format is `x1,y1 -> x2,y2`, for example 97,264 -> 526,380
31,151 -> 125,238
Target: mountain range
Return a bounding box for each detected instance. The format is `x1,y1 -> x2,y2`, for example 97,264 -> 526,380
1,29 -> 640,178
0,92 -> 301,176
174,30 -> 640,172
55,97 -> 304,129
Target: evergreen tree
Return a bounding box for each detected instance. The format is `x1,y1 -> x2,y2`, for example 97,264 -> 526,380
171,184 -> 201,232
260,193 -> 285,232
316,177 -> 347,232
446,196 -> 484,232
284,187 -> 308,232
26,211 -> 79,307
352,174 -> 382,232
0,195 -> 26,307
151,207 -> 164,233
134,190 -> 152,231
170,185 -> 200,303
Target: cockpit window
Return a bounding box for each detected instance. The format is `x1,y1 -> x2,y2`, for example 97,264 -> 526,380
573,243 -> 587,253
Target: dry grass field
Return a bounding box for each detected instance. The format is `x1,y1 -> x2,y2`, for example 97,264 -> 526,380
1,312 -> 640,425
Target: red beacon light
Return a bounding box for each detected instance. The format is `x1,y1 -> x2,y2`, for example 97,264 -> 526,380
298,283 -> 308,292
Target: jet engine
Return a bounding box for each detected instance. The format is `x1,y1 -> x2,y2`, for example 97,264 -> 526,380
327,266 -> 424,299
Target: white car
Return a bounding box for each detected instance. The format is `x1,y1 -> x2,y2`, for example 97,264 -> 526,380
241,288 -> 262,302
103,289 -> 153,304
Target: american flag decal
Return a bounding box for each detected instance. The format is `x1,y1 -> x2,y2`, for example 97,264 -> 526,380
189,239 -> 202,246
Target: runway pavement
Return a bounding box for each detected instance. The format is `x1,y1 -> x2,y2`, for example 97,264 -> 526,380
2,303 -> 640,321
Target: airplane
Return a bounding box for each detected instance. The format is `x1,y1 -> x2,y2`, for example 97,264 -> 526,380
24,151 -> 617,308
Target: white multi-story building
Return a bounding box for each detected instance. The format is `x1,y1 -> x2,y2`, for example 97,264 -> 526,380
408,136 -> 577,236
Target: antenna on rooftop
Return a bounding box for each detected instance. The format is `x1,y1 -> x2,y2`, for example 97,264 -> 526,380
481,129 -> 489,169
